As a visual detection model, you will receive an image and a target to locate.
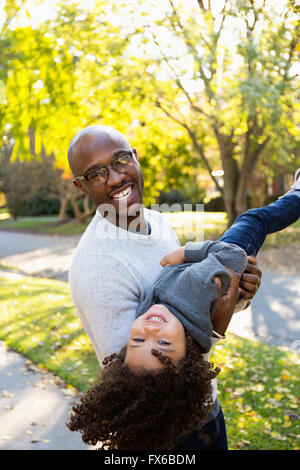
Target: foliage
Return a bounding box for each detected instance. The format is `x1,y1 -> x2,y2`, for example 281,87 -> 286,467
18,196 -> 60,217
108,0 -> 300,221
0,145 -> 63,218
0,0 -> 299,221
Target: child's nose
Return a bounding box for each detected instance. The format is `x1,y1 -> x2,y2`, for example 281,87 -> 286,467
144,323 -> 160,333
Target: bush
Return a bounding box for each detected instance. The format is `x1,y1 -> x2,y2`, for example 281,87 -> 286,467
19,196 -> 60,216
157,187 -> 206,208
204,196 -> 225,212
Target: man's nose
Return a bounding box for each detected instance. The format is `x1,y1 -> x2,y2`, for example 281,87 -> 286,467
107,167 -> 126,186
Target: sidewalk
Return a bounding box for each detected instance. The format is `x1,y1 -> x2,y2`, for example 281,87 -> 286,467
0,341 -> 93,450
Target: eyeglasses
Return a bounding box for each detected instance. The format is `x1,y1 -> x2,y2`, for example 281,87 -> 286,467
73,151 -> 134,186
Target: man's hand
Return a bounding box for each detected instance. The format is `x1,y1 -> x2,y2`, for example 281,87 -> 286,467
160,247 -> 185,267
212,269 -> 240,336
239,256 -> 262,300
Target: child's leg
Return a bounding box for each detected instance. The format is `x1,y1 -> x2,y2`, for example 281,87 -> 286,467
220,193 -> 300,256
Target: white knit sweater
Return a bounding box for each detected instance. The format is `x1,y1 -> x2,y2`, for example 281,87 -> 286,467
69,207 -> 219,402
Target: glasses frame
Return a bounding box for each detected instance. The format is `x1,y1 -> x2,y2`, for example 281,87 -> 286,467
72,150 -> 134,185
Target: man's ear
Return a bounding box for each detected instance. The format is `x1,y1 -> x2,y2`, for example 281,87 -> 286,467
132,148 -> 138,160
73,179 -> 89,196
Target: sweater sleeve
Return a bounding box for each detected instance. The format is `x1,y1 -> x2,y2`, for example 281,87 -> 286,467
184,240 -> 247,276
69,254 -> 143,366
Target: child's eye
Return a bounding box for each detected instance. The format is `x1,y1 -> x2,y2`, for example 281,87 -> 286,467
158,340 -> 170,345
133,338 -> 144,342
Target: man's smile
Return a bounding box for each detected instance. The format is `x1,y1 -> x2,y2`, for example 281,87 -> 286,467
111,183 -> 134,200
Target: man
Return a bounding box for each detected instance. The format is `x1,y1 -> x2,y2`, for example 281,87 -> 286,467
67,124 -> 261,449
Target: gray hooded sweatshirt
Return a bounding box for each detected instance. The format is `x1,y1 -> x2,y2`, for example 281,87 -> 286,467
136,240 -> 248,353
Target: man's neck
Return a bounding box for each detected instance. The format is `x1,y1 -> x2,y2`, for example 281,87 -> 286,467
101,204 -> 148,234
117,209 -> 148,235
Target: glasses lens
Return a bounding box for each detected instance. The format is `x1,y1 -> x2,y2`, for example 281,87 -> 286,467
86,168 -> 107,185
113,153 -> 133,171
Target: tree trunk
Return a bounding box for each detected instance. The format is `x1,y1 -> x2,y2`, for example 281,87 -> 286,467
69,183 -> 95,223
58,194 -> 69,221
214,129 -> 239,226
69,185 -> 85,223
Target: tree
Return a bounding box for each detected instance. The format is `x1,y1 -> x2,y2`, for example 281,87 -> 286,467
0,0 -> 195,217
117,0 -> 300,223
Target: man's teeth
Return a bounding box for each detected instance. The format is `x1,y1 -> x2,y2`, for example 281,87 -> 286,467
148,316 -> 165,322
112,185 -> 133,200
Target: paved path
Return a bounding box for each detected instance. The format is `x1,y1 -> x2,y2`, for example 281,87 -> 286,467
228,271 -> 300,351
0,229 -> 299,449
0,340 -> 93,450
0,230 -> 81,281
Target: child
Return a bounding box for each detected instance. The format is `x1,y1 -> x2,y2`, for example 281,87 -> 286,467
67,171 -> 300,450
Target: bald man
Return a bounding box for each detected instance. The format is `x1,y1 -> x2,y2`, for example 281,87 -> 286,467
68,125 -> 145,230
67,124 -> 262,449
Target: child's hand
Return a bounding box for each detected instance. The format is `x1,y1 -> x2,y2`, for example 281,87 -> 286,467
212,269 -> 240,336
160,248 -> 185,267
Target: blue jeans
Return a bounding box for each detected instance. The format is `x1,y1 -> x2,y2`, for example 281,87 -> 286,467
220,194 -> 300,256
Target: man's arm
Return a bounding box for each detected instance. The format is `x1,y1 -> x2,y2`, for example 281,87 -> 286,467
69,254 -> 142,364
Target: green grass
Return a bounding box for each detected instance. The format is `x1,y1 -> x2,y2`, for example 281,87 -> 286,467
0,210 -> 299,246
0,270 -> 299,450
0,272 -> 100,391
210,336 -> 300,450
0,211 -> 227,238
0,215 -> 91,236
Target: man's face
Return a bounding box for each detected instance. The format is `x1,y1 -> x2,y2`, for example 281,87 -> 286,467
71,132 -> 144,221
125,305 -> 186,371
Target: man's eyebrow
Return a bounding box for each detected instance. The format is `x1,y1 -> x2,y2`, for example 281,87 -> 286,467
84,150 -> 130,174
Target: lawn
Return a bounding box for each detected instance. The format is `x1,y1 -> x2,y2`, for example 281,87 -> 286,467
0,270 -> 299,450
0,210 -> 299,245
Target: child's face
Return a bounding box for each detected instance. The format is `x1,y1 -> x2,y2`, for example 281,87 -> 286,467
125,304 -> 186,371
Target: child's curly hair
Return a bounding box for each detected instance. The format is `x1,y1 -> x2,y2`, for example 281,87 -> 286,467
66,332 -> 220,450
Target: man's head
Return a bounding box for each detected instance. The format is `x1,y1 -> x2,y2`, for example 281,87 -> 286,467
68,125 -> 144,225
125,304 -> 187,371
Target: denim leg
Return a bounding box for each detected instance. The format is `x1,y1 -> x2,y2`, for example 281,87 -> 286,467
220,194 -> 300,256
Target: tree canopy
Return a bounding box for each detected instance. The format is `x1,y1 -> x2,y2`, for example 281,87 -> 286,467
0,0 -> 299,222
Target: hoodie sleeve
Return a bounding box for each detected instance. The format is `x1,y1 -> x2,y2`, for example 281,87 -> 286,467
184,240 -> 247,276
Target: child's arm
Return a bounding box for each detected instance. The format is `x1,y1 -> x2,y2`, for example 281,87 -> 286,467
161,240 -> 247,277
184,240 -> 247,275
160,242 -> 261,307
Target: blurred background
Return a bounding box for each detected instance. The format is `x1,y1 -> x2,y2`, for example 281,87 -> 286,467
0,0 -> 299,233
